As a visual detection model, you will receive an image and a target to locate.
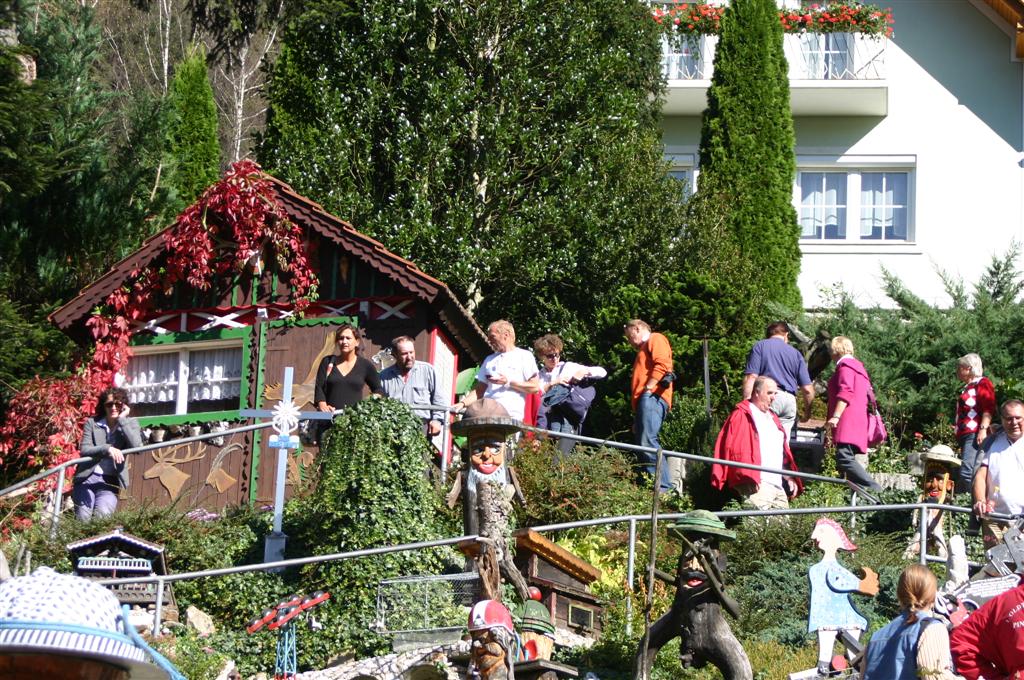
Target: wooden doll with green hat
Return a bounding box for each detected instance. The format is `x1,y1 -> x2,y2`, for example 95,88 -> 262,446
635,510 -> 752,680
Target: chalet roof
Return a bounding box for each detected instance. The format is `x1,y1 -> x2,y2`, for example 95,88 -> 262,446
514,529 -> 601,585
66,527 -> 164,555
49,174 -> 489,361
979,0 -> 1024,57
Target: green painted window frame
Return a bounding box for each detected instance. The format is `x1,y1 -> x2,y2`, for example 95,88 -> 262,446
129,326 -> 253,427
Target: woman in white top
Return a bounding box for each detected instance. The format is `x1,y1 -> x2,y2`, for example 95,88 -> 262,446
533,333 -> 606,456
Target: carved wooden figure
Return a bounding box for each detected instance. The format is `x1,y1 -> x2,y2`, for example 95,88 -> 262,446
635,510 -> 752,680
808,518 -> 879,676
467,600 -> 518,680
904,445 -> 961,560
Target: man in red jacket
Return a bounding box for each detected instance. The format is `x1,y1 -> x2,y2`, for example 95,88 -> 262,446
711,376 -> 803,509
950,580 -> 1024,679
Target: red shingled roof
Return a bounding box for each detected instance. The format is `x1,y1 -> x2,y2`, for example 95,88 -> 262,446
49,173 -> 489,361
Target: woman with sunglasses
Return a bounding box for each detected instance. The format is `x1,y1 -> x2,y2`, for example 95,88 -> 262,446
74,387 -> 142,521
533,333 -> 606,455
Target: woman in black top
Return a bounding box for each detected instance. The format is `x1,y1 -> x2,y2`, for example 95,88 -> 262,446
314,323 -> 384,412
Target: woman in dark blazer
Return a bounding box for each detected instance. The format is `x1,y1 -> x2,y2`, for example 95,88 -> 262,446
74,387 -> 142,520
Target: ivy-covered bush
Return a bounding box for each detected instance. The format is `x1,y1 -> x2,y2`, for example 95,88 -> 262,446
514,442 -> 653,526
285,397 -> 452,665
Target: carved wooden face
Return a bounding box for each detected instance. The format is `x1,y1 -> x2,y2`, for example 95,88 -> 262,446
470,628 -> 509,679
923,464 -> 954,499
470,437 -> 506,475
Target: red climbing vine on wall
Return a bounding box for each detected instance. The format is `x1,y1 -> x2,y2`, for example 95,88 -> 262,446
0,160 -> 318,491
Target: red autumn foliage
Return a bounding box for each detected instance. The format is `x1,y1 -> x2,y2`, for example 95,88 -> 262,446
0,160 -> 318,490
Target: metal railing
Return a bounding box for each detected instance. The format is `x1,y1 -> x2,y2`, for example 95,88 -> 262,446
662,32 -> 886,82
5,412 -> 988,643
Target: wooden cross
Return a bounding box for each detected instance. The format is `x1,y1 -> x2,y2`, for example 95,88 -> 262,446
240,367 -> 333,563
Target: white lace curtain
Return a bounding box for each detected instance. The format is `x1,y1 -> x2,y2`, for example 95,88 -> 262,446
188,348 -> 242,402
126,353 -> 179,404
125,347 -> 242,405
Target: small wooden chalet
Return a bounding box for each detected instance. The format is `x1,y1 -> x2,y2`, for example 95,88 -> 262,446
513,529 -> 604,639
51,170 -> 489,510
67,527 -> 174,614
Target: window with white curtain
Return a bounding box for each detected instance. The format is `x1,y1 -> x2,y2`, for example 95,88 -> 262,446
124,343 -> 243,417
796,169 -> 912,243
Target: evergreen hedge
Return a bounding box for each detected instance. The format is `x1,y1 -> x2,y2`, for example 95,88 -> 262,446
697,0 -> 801,309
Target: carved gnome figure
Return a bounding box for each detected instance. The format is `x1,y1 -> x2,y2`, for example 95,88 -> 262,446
512,587 -> 556,661
467,599 -> 520,680
450,399 -> 530,601
904,444 -> 961,559
635,510 -> 753,680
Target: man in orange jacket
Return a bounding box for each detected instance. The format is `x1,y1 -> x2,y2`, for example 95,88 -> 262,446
625,319 -> 674,493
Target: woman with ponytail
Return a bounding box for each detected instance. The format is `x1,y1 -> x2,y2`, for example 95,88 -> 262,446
862,564 -> 962,679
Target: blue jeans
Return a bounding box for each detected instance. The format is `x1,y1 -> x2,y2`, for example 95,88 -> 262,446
634,393 -> 671,492
958,433 -> 982,494
72,481 -> 119,521
547,415 -> 577,459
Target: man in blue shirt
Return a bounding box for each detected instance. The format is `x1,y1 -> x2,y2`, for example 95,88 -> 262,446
742,322 -> 814,440
379,335 -> 446,437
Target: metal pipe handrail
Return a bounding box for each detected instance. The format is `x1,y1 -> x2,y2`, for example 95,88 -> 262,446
96,534 -> 477,586
0,421 -> 276,500
520,423 -> 872,492
97,502 -> 970,588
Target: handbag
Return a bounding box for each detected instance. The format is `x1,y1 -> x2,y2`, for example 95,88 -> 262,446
866,394 -> 888,447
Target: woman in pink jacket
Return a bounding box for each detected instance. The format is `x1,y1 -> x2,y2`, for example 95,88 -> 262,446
826,336 -> 882,491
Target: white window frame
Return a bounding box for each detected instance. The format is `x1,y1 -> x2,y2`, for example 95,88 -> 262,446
666,152 -> 696,199
125,339 -> 244,416
794,155 -> 916,246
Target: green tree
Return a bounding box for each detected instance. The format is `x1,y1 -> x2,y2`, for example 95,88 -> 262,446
164,44 -> 221,208
697,0 -> 801,308
0,40 -> 55,205
0,0 -> 170,399
259,0 -> 683,349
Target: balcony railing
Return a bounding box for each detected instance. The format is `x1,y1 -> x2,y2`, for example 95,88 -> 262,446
662,32 -> 886,82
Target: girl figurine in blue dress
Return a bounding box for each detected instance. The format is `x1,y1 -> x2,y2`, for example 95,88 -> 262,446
808,518 -> 879,676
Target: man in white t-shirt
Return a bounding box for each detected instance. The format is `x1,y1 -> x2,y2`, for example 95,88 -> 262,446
973,399 -> 1024,547
458,320 -> 539,422
711,376 -> 803,509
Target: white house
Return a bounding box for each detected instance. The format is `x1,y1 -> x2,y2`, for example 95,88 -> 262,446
659,0 -> 1024,308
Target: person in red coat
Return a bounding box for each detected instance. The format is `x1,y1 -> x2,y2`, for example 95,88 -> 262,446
711,376 -> 804,509
949,580 -> 1024,679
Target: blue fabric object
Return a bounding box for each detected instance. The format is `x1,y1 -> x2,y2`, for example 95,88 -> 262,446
958,432 -> 983,493
745,337 -> 811,394
862,613 -> 937,680
807,559 -> 868,633
634,392 -> 671,492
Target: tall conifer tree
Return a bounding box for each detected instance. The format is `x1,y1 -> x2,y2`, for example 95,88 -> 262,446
164,45 -> 221,208
697,0 -> 801,308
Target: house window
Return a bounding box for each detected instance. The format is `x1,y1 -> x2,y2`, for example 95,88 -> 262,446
124,343 -> 244,417
568,604 -> 595,631
796,169 -> 912,243
860,172 -> 908,241
798,172 -> 846,240
669,168 -> 694,200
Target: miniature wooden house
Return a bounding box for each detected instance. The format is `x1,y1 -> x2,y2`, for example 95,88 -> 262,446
50,170 -> 488,510
513,529 -> 603,638
67,527 -> 174,612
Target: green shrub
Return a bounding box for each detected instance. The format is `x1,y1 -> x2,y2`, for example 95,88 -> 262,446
151,628 -> 230,680
514,441 -> 652,526
285,397 -> 451,665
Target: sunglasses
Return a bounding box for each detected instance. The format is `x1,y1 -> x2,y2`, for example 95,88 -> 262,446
104,401 -> 124,408
541,353 -> 559,360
